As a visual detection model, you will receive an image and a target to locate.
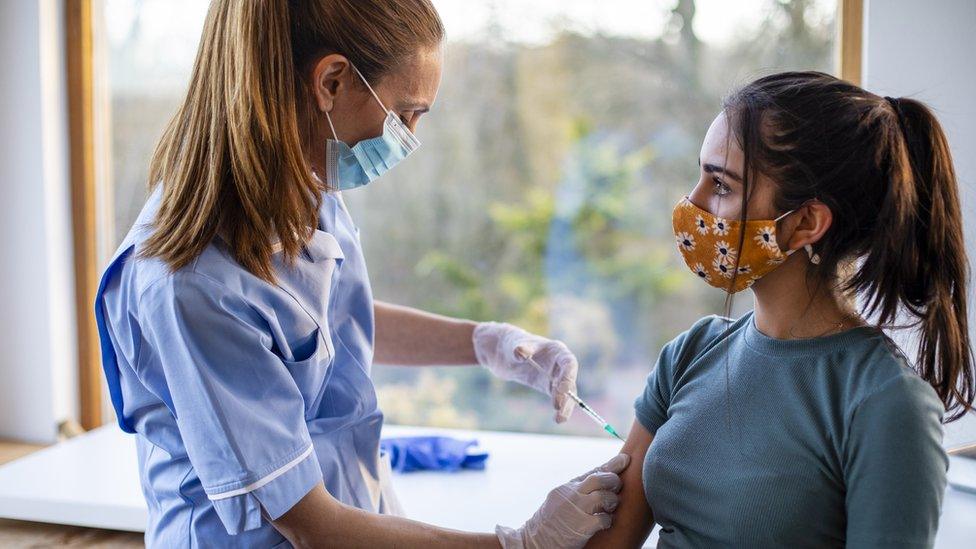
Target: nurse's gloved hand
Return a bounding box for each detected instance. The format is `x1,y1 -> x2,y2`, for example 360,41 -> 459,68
473,322 -> 579,423
495,453 -> 630,549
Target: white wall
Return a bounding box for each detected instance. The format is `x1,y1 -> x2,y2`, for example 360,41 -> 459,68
863,0 -> 976,446
0,0 -> 78,444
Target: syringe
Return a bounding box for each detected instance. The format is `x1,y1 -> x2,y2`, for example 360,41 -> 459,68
516,349 -> 625,441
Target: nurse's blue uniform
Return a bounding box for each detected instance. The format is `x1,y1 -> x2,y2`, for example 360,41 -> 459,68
95,188 -> 394,547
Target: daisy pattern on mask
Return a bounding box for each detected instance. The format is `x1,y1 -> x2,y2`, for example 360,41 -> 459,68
714,240 -> 736,264
691,262 -> 711,282
675,231 -> 696,252
712,217 -> 730,236
736,265 -> 752,276
712,256 -> 734,278
754,226 -> 778,251
694,215 -> 709,235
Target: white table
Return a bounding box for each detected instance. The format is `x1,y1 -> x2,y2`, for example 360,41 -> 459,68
0,425 -> 973,548
0,425 -> 625,536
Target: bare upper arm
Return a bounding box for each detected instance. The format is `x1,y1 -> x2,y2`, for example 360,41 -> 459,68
271,483 -> 342,547
585,419 -> 656,549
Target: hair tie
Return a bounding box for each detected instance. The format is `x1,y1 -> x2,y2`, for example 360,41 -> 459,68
885,96 -> 906,123
884,96 -> 911,139
885,96 -> 905,122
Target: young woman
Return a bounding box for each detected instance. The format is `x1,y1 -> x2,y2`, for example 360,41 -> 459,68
94,0 -> 627,547
587,72 -> 974,548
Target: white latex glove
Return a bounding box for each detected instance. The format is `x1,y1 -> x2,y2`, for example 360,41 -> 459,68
473,322 -> 580,423
495,453 -> 630,549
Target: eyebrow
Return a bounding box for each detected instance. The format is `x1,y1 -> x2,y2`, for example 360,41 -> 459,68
700,161 -> 743,182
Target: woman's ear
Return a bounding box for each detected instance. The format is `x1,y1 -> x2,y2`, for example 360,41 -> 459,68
310,54 -> 351,113
784,201 -> 832,254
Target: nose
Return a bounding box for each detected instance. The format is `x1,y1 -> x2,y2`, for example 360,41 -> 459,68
687,181 -> 712,213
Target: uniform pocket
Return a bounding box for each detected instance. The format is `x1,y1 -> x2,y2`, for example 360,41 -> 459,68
280,327 -> 323,365
273,230 -> 344,362
279,326 -> 333,417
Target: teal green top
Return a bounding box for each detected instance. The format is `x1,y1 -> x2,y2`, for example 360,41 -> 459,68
635,313 -> 947,548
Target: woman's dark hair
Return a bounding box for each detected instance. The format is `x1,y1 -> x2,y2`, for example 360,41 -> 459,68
723,71 -> 973,421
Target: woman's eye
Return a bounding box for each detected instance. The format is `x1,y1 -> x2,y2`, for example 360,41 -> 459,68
713,178 -> 732,196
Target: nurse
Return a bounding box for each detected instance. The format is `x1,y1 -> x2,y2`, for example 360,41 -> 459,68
94,0 -> 628,547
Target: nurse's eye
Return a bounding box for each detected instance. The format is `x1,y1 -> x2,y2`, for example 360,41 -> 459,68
713,178 -> 732,197
398,111 -> 415,125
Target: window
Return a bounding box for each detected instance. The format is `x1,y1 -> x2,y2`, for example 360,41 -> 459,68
92,0 -> 838,435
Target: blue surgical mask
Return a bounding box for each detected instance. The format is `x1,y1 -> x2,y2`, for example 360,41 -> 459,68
324,66 -> 421,191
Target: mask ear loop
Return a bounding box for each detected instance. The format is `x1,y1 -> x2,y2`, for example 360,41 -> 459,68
773,208 -> 796,223
325,110 -> 339,141
351,64 -> 391,114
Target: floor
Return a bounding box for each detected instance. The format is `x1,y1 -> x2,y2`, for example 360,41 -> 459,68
0,440 -> 143,548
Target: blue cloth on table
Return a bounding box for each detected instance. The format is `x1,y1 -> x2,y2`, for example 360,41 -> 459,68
380,436 -> 489,473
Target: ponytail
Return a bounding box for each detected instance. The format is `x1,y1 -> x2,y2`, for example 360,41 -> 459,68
142,0 -> 444,283
724,72 -> 974,422
853,97 -> 974,421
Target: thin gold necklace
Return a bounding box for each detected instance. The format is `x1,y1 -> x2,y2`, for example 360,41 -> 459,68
787,313 -> 861,340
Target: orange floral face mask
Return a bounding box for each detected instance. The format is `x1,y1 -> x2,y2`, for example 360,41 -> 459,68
671,197 -> 798,293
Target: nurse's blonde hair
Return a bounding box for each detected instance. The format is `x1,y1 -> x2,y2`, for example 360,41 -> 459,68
141,0 -> 444,282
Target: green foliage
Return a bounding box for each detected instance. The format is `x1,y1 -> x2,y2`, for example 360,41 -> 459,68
488,188 -> 555,260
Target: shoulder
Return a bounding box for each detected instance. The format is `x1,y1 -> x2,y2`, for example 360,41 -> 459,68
843,334 -> 945,432
851,364 -> 944,423
641,314 -> 743,395
659,313 -> 742,366
844,332 -> 942,413
126,237 -> 272,332
121,232 -> 265,303
131,266 -> 277,359
137,267 -> 242,318
687,313 -> 741,344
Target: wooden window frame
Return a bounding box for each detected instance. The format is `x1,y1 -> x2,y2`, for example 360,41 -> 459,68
66,0 -> 101,430
839,0 -> 864,86
64,0 -> 865,431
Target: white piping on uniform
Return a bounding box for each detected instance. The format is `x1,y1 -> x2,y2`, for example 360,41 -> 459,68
207,444 -> 314,501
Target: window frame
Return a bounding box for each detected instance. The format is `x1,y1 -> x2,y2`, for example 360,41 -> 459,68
839,0 -> 864,85
66,0 -> 101,430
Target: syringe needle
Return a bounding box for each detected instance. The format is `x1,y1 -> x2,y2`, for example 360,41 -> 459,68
516,350 -> 625,442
